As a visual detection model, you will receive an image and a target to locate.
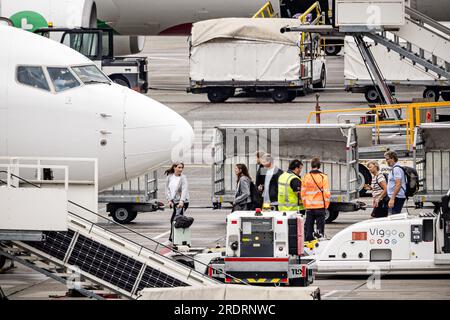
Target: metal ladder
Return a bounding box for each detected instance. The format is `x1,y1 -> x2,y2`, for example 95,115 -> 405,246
364,6 -> 450,83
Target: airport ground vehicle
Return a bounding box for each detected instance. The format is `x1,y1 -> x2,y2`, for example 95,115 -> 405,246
308,189 -> 450,275
210,124 -> 365,223
202,209 -> 314,286
170,209 -> 314,286
187,18 -> 327,103
35,28 -> 149,93
98,171 -> 164,224
344,36 -> 450,103
413,123 -> 450,209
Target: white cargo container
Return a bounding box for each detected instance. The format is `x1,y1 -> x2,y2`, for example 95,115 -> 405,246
344,36 -> 450,103
188,18 -> 327,103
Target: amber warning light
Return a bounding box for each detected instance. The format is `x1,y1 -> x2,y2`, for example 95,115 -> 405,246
352,232 -> 367,241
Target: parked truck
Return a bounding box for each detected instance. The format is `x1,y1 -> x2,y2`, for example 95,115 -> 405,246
413,123 -> 450,210
210,124 -> 366,223
344,35 -> 450,103
187,18 -> 327,103
35,28 -> 149,93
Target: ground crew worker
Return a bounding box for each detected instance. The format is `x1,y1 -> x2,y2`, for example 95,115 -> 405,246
278,159 -> 305,213
301,157 -> 331,241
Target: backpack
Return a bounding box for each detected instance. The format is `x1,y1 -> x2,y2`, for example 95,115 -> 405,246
394,165 -> 419,198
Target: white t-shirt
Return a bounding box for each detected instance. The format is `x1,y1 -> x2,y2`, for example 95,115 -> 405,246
168,175 -> 181,200
263,167 -> 275,204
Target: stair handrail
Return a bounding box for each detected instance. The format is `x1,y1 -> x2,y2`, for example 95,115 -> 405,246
405,6 -> 450,39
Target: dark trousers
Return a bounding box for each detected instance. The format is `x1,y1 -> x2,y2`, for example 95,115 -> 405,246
304,209 -> 326,242
389,197 -> 406,215
169,202 -> 189,241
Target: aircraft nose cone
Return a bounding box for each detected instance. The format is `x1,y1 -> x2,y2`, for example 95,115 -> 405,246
123,90 -> 193,180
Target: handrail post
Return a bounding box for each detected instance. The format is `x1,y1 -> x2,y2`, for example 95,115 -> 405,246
315,93 -> 321,123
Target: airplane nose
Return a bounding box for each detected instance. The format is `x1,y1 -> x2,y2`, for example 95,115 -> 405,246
122,90 -> 194,180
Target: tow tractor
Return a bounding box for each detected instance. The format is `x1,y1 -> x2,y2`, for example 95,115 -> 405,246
171,207 -> 315,287
306,190 -> 450,275
35,27 -> 149,93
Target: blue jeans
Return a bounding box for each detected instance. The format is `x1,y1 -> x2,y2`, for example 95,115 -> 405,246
389,197 -> 406,215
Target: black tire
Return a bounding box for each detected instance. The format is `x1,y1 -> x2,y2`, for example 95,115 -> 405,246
365,88 -> 381,103
442,91 -> 450,101
207,88 -> 228,103
325,45 -> 341,56
0,255 -> 6,270
287,91 -> 297,102
111,77 -> 131,89
111,207 -> 137,224
358,164 -> 372,197
325,209 -> 339,223
423,87 -> 440,102
272,89 -> 290,103
313,66 -> 326,89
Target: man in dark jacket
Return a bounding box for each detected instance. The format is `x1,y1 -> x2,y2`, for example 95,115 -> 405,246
258,153 -> 283,209
255,151 -> 265,208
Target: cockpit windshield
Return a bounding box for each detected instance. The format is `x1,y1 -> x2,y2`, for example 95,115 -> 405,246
71,65 -> 110,85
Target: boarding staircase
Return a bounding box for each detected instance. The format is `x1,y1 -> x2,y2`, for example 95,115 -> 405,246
366,6 -> 450,84
0,168 -> 222,300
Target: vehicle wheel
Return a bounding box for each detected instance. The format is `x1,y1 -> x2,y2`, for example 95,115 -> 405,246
287,91 -> 297,102
272,89 -> 290,103
325,209 -> 339,224
423,87 -> 440,102
325,45 -> 341,56
365,88 -> 381,103
0,255 -> 6,270
111,207 -> 137,224
207,89 -> 228,103
358,164 -> 372,197
442,91 -> 450,101
111,77 -> 131,89
313,66 -> 326,89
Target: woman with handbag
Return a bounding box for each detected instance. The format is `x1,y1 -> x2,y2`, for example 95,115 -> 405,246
232,164 -> 253,211
364,161 -> 389,218
165,162 -> 189,242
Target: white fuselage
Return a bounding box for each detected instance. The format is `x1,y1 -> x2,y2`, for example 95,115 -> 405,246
0,26 -> 193,190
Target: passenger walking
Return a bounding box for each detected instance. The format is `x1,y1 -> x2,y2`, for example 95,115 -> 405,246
232,164 -> 253,211
364,161 -> 388,218
165,162 -> 190,242
255,151 -> 266,209
384,151 -> 407,214
278,159 -> 305,213
258,154 -> 283,209
301,157 -> 331,241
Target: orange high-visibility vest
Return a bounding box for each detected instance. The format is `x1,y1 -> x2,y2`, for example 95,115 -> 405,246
301,172 -> 331,209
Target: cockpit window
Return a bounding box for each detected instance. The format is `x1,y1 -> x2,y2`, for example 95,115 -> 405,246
71,65 -> 110,85
47,67 -> 80,92
17,66 -> 50,91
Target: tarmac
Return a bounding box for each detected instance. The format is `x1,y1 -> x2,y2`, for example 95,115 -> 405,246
2,36 -> 450,300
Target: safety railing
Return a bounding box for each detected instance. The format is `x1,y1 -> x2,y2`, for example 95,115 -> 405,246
307,101 -> 450,150
252,1 -> 276,18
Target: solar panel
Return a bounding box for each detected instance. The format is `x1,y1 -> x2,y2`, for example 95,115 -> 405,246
67,234 -> 143,293
136,265 -> 189,292
25,230 -> 75,261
